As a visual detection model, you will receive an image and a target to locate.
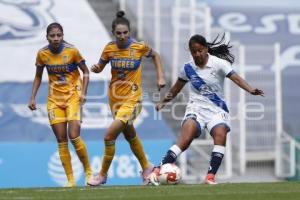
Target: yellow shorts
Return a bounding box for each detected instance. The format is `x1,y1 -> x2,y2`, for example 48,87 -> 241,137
47,96 -> 81,125
109,99 -> 142,124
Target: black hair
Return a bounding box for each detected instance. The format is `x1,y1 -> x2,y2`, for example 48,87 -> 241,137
46,22 -> 63,35
189,34 -> 235,64
112,11 -> 130,31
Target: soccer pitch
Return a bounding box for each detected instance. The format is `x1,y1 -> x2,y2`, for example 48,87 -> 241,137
1,182 -> 300,200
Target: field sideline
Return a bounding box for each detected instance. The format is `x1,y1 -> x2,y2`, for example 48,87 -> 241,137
1,182 -> 300,200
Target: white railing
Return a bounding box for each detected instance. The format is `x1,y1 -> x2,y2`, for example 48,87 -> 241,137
171,0 -> 211,84
238,44 -> 247,174
276,132 -> 296,177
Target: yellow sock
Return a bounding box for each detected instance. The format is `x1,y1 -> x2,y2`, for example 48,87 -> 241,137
129,136 -> 149,170
100,140 -> 115,176
70,137 -> 92,176
58,142 -> 74,183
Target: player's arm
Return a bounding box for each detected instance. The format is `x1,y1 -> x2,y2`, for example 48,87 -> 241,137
78,62 -> 89,105
156,79 -> 186,111
91,62 -> 106,73
150,50 -> 166,91
28,66 -> 44,110
229,73 -> 264,96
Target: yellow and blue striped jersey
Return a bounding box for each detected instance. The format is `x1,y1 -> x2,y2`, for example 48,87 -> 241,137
99,38 -> 152,101
36,42 -> 85,104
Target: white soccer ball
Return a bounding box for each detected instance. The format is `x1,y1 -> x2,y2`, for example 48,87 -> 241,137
158,163 -> 182,185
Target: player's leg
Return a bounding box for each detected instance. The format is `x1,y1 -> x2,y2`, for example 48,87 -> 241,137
102,119 -> 125,176
51,121 -> 75,187
87,101 -> 126,186
49,105 -> 75,187
68,120 -> 92,185
123,124 -> 154,184
67,102 -> 92,185
161,117 -> 200,165
204,113 -> 230,184
88,119 -> 125,186
148,117 -> 200,185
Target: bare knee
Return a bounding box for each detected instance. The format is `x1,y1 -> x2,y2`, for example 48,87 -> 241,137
56,135 -> 68,143
211,125 -> 228,145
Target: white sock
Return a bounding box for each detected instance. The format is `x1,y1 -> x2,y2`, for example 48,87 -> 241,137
170,145 -> 182,157
212,145 -> 225,154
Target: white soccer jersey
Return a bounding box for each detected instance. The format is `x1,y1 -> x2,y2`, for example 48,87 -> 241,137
178,54 -> 235,113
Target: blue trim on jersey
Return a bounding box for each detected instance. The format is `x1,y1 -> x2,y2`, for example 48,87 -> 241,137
118,37 -> 132,49
46,63 -> 78,75
226,70 -> 236,78
78,60 -> 85,65
110,59 -> 141,71
178,77 -> 188,83
182,113 -> 202,137
209,123 -> 231,136
48,42 -> 64,54
99,59 -> 108,65
184,63 -> 229,113
146,49 -> 153,57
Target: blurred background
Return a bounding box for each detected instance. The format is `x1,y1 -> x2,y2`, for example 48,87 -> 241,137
0,0 -> 300,187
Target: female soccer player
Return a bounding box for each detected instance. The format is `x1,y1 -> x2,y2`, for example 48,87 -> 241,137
150,34 -> 264,185
87,11 -> 166,186
28,22 -> 92,187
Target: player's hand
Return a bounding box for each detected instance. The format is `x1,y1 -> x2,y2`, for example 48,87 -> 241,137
28,99 -> 37,110
80,95 -> 87,105
155,102 -> 165,111
91,64 -> 101,73
250,88 -> 264,96
157,78 -> 166,91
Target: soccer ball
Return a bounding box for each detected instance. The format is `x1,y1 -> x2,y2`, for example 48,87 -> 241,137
158,163 -> 181,185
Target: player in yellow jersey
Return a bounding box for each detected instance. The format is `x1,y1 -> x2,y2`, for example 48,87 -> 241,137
28,22 -> 93,187
87,11 -> 166,186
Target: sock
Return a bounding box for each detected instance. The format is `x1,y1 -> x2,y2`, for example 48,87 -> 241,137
58,142 -> 74,183
129,136 -> 149,170
207,145 -> 225,175
100,140 -> 115,176
161,145 -> 182,165
70,137 -> 92,176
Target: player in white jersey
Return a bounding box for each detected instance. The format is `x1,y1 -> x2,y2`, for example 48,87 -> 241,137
149,34 -> 264,185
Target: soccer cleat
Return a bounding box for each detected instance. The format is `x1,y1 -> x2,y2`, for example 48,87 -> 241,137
204,173 -> 218,185
86,174 -> 107,186
65,181 -> 76,187
141,164 -> 155,185
147,167 -> 161,186
85,171 -> 93,186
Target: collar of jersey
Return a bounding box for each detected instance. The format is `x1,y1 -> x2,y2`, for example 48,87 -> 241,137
117,37 -> 132,49
193,53 -> 212,69
48,42 -> 64,54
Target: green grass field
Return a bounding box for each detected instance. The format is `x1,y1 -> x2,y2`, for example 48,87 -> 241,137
1,182 -> 300,200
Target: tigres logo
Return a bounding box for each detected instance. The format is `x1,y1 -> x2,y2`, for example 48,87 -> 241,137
131,83 -> 138,92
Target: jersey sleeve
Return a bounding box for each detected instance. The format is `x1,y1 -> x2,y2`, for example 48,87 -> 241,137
35,51 -> 45,67
99,45 -> 110,64
178,65 -> 189,82
141,41 -> 153,58
219,60 -> 235,78
73,48 -> 85,65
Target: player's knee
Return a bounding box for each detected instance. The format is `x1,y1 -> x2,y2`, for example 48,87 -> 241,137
56,136 -> 68,143
212,129 -> 227,144
104,134 -> 116,141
